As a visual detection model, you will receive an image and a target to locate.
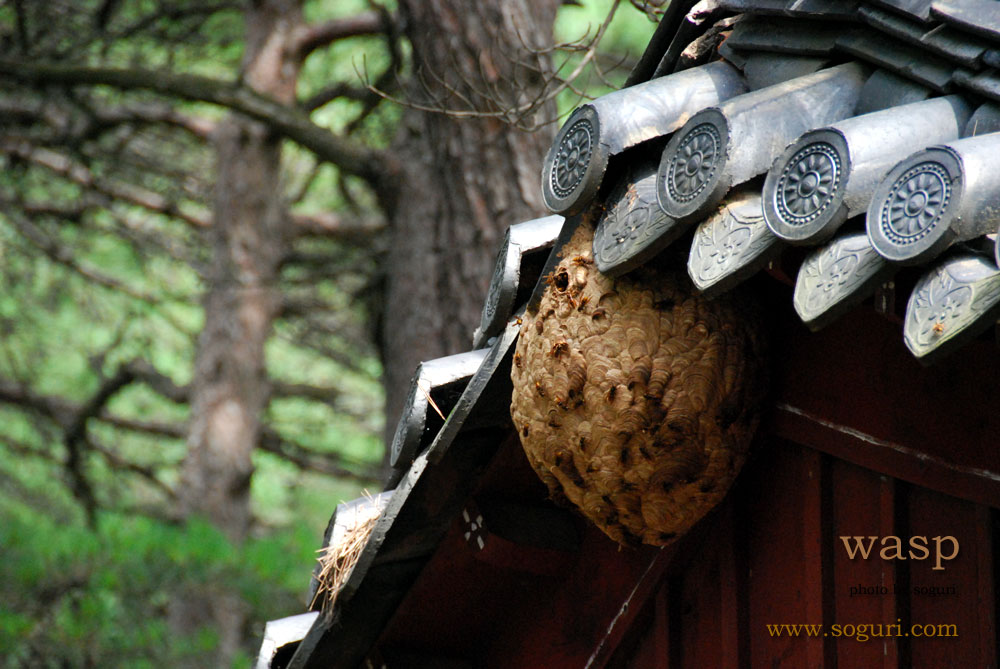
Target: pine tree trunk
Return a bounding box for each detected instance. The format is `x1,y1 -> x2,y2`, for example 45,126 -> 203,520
170,1 -> 300,663
381,0 -> 561,462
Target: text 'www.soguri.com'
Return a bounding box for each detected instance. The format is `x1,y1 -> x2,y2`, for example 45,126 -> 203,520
766,622 -> 958,642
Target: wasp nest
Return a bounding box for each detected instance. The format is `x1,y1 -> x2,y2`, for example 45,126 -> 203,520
510,218 -> 766,546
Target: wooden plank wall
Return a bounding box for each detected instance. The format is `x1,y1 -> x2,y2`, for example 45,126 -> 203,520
616,439 -> 999,669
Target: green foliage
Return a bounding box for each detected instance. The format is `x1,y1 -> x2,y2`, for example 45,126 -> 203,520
0,112 -> 379,669
0,0 -> 653,664
0,504 -> 317,667
0,197 -> 381,662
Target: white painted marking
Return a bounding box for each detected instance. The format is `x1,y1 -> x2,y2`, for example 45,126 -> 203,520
776,402 -> 1000,483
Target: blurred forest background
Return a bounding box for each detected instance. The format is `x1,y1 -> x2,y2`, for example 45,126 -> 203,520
0,0 -> 656,665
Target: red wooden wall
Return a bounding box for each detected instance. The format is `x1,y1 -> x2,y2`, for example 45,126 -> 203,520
368,290 -> 998,668
619,439 -> 997,669
368,433 -> 997,668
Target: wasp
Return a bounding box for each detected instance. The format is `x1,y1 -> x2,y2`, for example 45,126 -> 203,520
549,341 -> 568,358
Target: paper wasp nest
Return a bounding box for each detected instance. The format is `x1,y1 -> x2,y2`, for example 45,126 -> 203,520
510,218 -> 766,546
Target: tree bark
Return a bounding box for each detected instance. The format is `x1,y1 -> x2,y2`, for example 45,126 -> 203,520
381,0 -> 561,462
169,0 -> 300,663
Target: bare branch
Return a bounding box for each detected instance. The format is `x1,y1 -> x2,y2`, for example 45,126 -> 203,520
629,0 -> 669,20
356,0 -> 622,132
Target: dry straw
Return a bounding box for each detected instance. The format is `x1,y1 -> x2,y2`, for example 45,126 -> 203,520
312,493 -> 383,617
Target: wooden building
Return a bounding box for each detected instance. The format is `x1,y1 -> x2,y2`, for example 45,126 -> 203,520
260,2 -> 1000,667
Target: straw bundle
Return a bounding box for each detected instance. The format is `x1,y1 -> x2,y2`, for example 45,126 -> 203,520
510,217 -> 765,546
312,498 -> 382,616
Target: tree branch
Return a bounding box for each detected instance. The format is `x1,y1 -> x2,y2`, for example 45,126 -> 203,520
0,95 -> 215,142
4,208 -> 167,303
4,141 -> 364,243
2,140 -> 211,228
124,359 -> 190,403
0,360 -> 379,488
289,211 -> 386,240
87,435 -> 177,500
301,82 -> 371,112
91,103 -> 216,140
271,380 -> 345,405
0,376 -> 77,427
99,413 -> 185,439
259,428 -> 380,482
0,60 -> 392,186
106,2 -> 242,42
292,11 -> 386,60
63,365 -> 141,523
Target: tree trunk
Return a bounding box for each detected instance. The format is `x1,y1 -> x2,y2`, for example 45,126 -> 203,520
170,0 -> 300,663
381,0 -> 562,463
